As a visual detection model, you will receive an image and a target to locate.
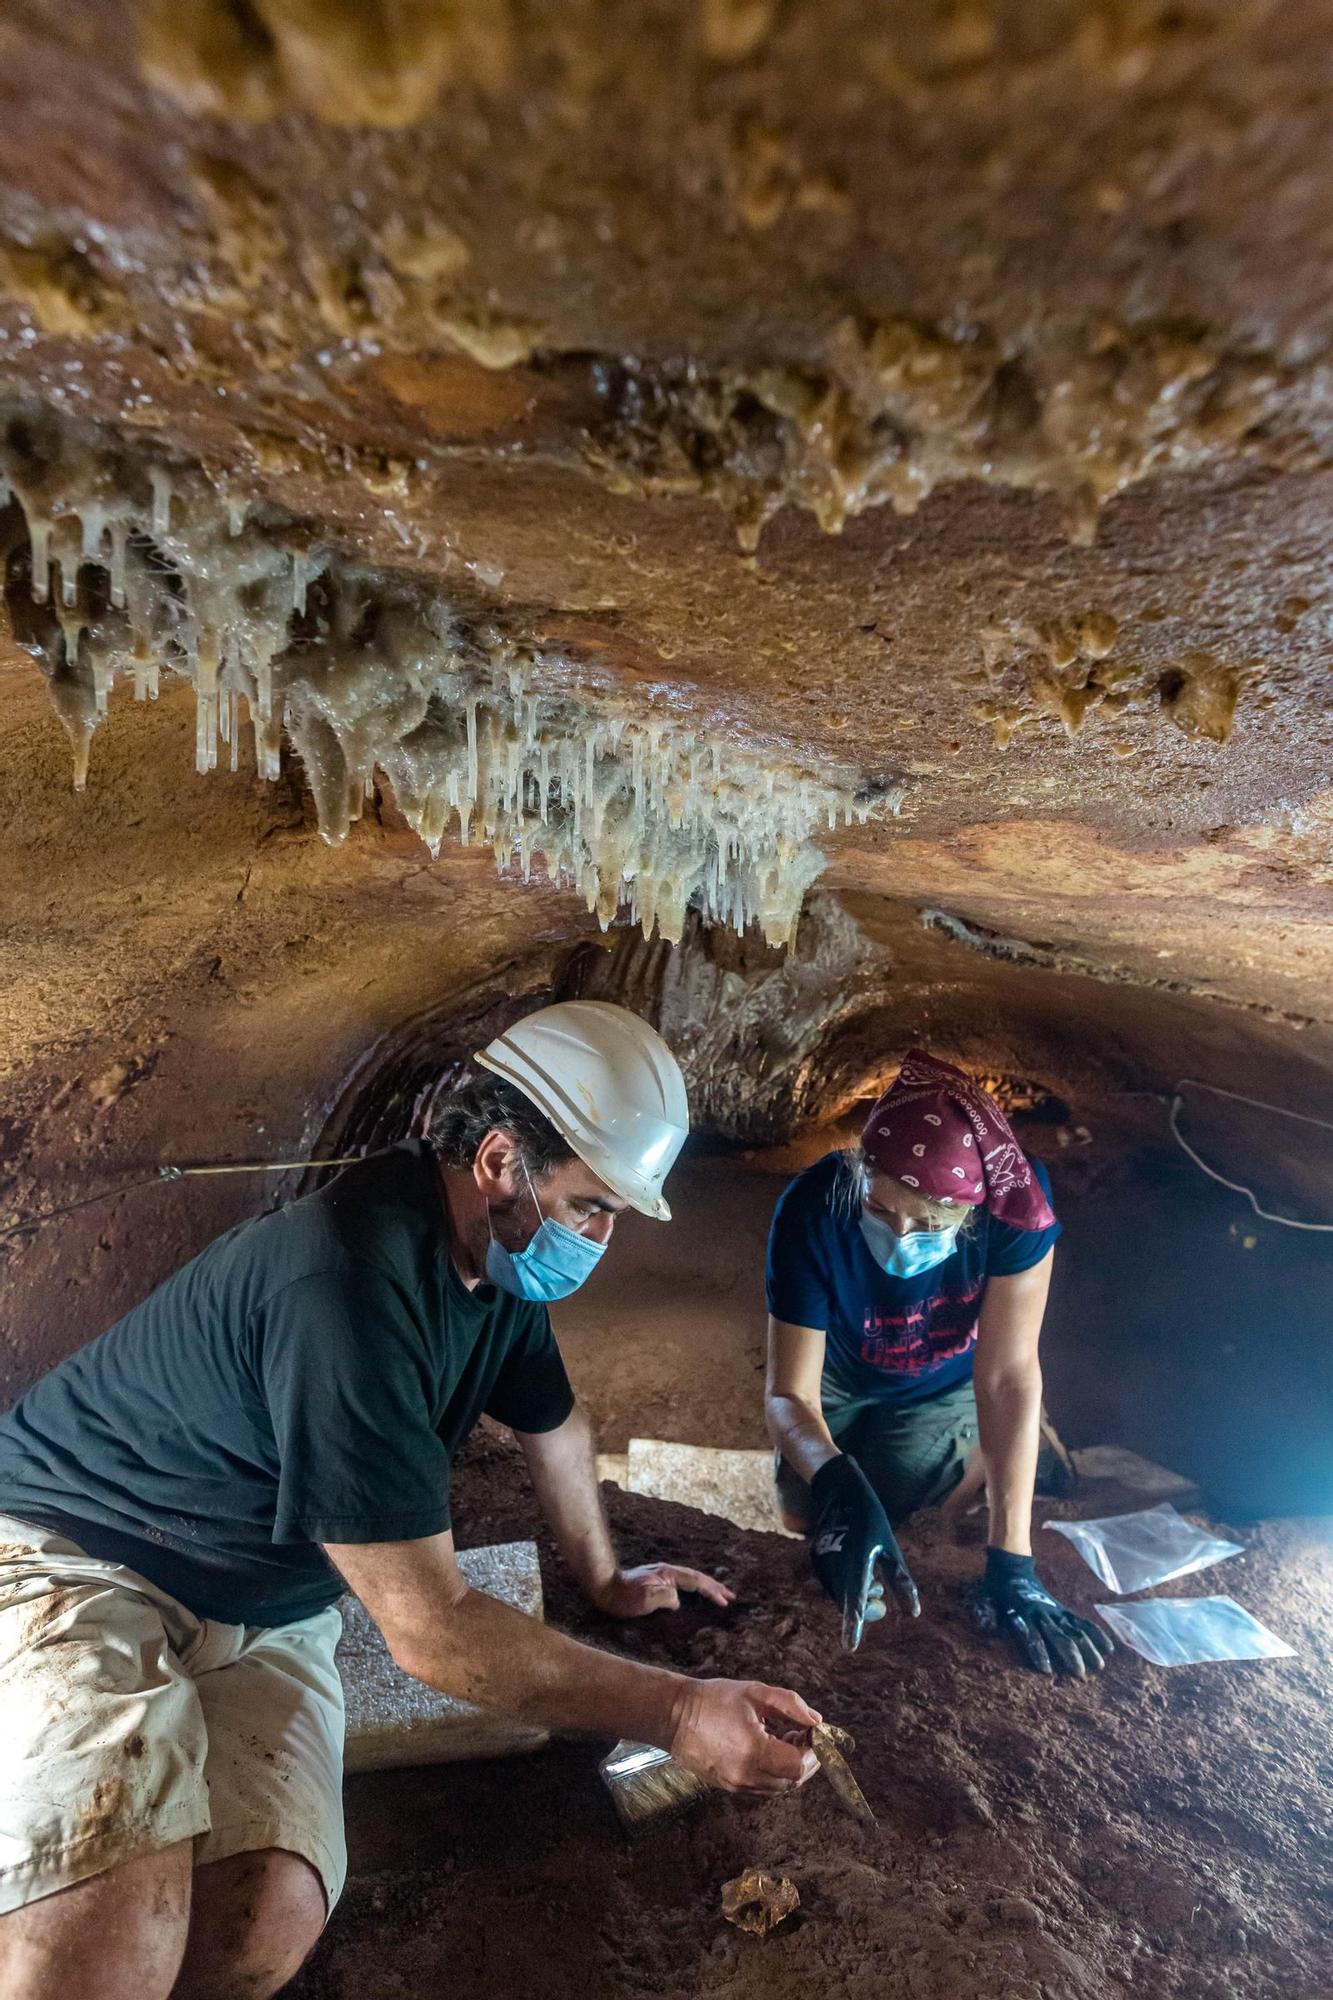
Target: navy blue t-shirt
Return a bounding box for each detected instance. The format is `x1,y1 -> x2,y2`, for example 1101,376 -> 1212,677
765,1152 -> 1060,1406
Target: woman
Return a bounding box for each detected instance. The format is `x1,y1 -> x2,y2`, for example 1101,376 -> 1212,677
765,1049 -> 1108,1678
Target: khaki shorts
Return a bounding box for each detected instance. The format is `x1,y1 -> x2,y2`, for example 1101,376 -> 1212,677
0,1515 -> 346,1918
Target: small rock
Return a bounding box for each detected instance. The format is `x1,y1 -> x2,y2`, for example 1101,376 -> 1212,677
950,1778 -> 996,1827
88,1063 -> 130,1111
996,1895 -> 1043,1929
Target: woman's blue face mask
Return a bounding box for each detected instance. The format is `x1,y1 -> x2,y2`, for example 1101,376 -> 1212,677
859,1205 -> 960,1280
485,1158 -> 608,1302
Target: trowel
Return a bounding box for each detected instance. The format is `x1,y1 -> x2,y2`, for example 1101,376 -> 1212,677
811,1723 -> 877,1830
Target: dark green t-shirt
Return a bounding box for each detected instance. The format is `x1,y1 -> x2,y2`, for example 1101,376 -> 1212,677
0,1141 -> 573,1626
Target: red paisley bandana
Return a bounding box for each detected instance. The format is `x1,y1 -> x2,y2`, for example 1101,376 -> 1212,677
860,1049 -> 1056,1231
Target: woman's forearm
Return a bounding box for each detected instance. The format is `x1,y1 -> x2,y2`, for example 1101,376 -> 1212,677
765,1392 -> 840,1485
974,1366 -> 1043,1555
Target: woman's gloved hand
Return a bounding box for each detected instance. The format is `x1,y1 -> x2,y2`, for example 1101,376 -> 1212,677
972,1547 -> 1112,1676
809,1453 -> 920,1651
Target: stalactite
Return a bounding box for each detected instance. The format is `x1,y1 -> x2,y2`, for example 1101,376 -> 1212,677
0,402 -> 898,946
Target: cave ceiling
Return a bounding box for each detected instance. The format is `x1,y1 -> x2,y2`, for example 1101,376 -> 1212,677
1,0 -> 1332,1040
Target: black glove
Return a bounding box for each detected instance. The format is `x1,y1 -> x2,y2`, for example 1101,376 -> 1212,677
809,1453 -> 920,1651
972,1548 -> 1113,1677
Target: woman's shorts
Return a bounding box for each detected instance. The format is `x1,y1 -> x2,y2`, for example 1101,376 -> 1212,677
775,1377 -> 980,1529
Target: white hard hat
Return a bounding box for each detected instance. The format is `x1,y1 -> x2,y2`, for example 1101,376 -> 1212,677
475,1001 -> 689,1221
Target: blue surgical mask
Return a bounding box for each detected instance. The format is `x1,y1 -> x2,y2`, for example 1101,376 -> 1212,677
485,1159 -> 608,1302
859,1207 -> 960,1280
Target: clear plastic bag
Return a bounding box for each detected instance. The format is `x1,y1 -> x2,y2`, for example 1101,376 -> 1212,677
1046,1502 -> 1243,1594
1094,1596 -> 1295,1667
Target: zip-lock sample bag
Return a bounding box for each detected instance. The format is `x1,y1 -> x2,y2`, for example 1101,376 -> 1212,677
1046,1502 -> 1243,1595
1094,1595 -> 1295,1667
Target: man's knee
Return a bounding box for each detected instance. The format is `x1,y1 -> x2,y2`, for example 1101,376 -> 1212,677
174,1849 -> 326,2000
0,1841 -> 193,2000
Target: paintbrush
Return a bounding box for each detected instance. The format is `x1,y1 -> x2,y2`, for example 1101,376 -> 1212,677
598,1739 -> 708,1830
600,1722 -> 877,1832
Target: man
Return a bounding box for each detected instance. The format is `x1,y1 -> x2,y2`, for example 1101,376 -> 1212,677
0,1000 -> 820,2000
765,1048 -> 1110,1675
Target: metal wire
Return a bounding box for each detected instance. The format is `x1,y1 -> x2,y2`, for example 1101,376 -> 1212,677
5,1075 -> 1332,1242
156,1158 -> 364,1178
1168,1080 -> 1333,1234
0,1157 -> 364,1245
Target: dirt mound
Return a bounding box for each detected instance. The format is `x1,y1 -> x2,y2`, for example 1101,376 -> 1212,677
290,1429 -> 1332,1999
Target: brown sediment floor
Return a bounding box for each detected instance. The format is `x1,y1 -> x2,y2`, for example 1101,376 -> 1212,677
291,1428 -> 1333,2000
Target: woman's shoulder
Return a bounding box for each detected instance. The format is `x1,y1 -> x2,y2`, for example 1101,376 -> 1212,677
1028,1153 -> 1054,1195
774,1150 -> 846,1221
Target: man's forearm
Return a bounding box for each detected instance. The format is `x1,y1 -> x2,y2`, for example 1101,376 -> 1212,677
766,1393 -> 839,1485
519,1405 -> 619,1598
974,1366 -> 1043,1555
391,1581 -> 688,1744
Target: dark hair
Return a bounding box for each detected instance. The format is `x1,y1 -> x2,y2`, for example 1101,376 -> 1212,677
423,1070 -> 575,1179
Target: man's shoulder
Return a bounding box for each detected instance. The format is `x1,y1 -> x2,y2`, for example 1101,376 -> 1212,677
224,1143 -> 441,1301
302,1140 -> 435,1224
488,1292 -> 554,1346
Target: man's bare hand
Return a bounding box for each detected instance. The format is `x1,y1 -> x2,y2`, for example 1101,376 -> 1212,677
591,1562 -> 735,1617
669,1679 -> 822,1792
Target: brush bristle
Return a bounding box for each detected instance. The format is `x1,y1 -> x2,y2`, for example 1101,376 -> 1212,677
600,1744 -> 708,1828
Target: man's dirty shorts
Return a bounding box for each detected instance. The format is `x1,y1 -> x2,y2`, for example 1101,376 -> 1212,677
775,1377 -> 980,1529
0,1515 -> 346,1918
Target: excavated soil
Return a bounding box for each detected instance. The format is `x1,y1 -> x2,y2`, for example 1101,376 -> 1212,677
289,1428 -> 1333,2000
